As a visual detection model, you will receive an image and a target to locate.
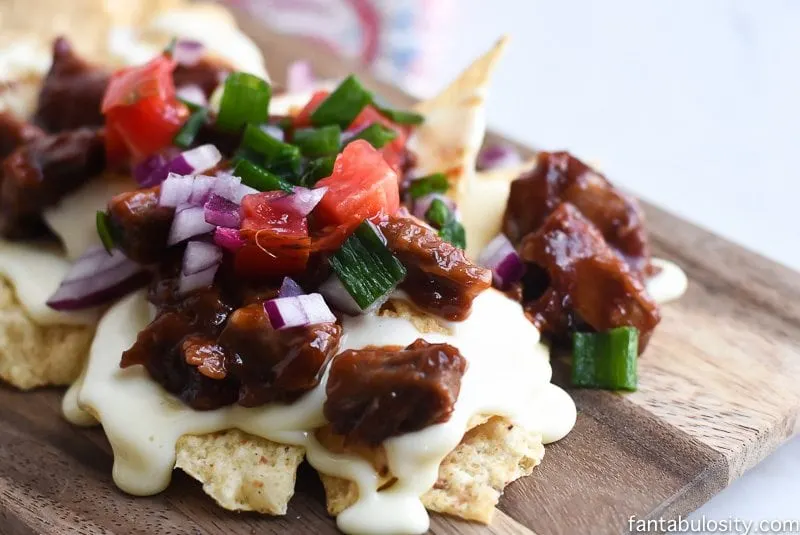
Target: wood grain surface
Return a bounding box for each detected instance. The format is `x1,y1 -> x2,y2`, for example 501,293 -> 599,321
1,13 -> 799,535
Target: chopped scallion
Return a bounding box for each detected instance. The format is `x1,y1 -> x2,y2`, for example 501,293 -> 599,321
96,211 -> 115,253
241,124 -> 302,178
293,125 -> 341,157
173,107 -> 208,149
310,75 -> 372,128
163,38 -> 177,58
233,159 -> 293,192
216,72 -> 271,132
375,104 -> 424,125
425,198 -> 466,250
329,221 -> 407,310
407,173 -> 448,199
572,327 -> 638,391
346,123 -> 397,149
300,155 -> 336,187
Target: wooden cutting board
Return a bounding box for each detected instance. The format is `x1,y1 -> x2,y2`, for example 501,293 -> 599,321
2,17 -> 800,535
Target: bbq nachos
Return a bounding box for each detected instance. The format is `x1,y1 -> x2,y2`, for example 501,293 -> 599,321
46,34 -> 685,535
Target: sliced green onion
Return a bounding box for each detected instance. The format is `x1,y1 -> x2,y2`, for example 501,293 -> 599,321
242,124 -> 301,175
310,75 -> 372,128
424,198 -> 466,250
216,72 -> 271,132
408,173 -> 448,199
293,125 -> 341,157
173,108 -> 208,149
163,38 -> 177,58
572,327 -> 638,391
233,159 -> 293,192
347,123 -> 397,149
300,155 -> 336,187
96,211 -> 115,253
439,220 -> 466,250
178,98 -> 204,113
375,104 -> 424,125
329,221 -> 407,310
267,145 -> 302,181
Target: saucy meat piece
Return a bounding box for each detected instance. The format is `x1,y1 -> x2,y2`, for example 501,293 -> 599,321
519,203 -> 660,352
34,38 -> 109,132
503,151 -> 652,276
0,112 -> 43,159
324,339 -> 466,445
379,216 -> 491,320
0,128 -> 105,237
174,57 -> 231,97
219,303 -> 342,406
107,187 -> 174,264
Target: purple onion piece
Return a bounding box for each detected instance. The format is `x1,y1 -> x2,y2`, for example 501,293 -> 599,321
279,277 -> 304,298
176,84 -> 208,107
477,233 -> 525,289
272,186 -> 328,217
178,264 -> 218,295
477,143 -> 523,171
214,227 -> 245,252
286,60 -> 315,93
182,241 -> 223,276
204,193 -> 241,228
133,154 -> 168,187
173,39 -> 205,67
264,293 -> 336,330
168,206 -> 215,245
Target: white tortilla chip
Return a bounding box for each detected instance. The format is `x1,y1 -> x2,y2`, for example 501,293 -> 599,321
320,416 -> 544,524
408,36 -> 509,198
175,430 -> 305,516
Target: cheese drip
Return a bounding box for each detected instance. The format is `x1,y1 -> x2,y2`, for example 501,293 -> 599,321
647,258 -> 688,304
65,288 -> 576,535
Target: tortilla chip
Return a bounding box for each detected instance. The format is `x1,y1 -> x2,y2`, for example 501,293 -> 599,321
460,157 -> 538,259
320,416 -> 544,524
175,429 -> 305,516
409,37 -> 508,197
379,298 -> 452,335
0,276 -> 94,390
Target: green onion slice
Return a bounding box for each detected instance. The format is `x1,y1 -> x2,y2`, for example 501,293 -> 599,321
96,211 -> 115,253
300,155 -> 336,187
407,173 -> 448,199
310,75 -> 372,128
293,125 -> 342,158
163,38 -> 177,58
233,159 -> 293,193
375,104 -> 424,125
347,123 -> 397,149
424,198 -> 467,250
216,72 -> 271,132
425,198 -> 451,228
572,327 -> 639,391
439,220 -> 466,250
173,108 -> 208,149
329,221 -> 407,310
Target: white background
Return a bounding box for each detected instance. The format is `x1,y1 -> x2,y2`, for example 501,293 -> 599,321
435,0 -> 799,528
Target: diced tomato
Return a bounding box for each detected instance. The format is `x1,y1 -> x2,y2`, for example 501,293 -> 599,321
348,105 -> 409,173
314,140 -> 400,231
102,56 -> 188,160
104,124 -> 129,168
235,192 -> 311,277
293,90 -> 330,128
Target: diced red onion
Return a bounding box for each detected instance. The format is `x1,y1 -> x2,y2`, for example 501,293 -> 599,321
182,241 -> 223,275
412,193 -> 459,221
172,144 -> 222,176
173,39 -> 205,67
176,84 -> 208,107
179,264 -> 218,295
133,154 -> 168,187
264,293 -> 336,329
319,275 -> 363,316
214,227 -> 245,252
160,172 -> 246,208
159,173 -> 194,207
272,186 -> 327,217
46,248 -> 148,311
204,194 -> 241,228
286,60 -> 315,93
477,233 -> 526,289
477,143 -> 523,171
279,277 -> 304,298
260,124 -> 285,142
189,175 -> 215,205
168,206 -> 215,245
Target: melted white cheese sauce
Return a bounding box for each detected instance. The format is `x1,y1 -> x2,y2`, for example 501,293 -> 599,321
43,175 -> 137,261
647,258 -> 688,304
64,288 -> 576,534
0,240 -> 99,326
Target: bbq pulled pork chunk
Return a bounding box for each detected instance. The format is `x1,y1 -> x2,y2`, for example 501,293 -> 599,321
0,128 -> 105,238
503,151 -> 653,277
379,215 -> 492,320
122,258 -> 342,411
520,203 -> 660,352
107,187 -> 174,264
0,112 -> 44,160
324,339 -> 466,445
34,38 -> 110,133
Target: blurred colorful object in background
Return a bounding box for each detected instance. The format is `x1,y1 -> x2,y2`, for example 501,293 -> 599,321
224,0 -> 455,96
